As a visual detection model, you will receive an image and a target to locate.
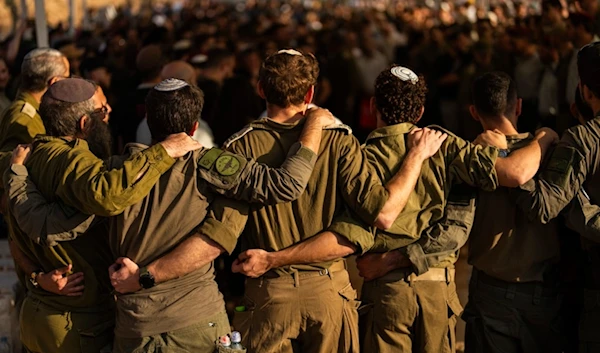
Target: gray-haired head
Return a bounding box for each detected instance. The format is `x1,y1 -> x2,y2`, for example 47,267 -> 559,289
21,48 -> 69,93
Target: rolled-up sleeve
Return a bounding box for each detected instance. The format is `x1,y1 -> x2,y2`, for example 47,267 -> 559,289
447,136 -> 499,192
199,196 -> 249,255
327,208 -> 375,256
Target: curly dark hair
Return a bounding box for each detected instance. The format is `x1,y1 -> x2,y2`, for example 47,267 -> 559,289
374,67 -> 427,125
259,50 -> 320,108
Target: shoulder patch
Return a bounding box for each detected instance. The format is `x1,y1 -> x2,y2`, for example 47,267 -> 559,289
20,102 -> 37,118
542,145 -> 579,188
215,153 -> 243,176
223,126 -> 254,149
198,148 -> 225,170
323,123 -> 353,135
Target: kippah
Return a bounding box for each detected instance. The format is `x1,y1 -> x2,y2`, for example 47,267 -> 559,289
391,66 -> 419,84
154,78 -> 189,92
47,78 -> 96,103
277,49 -> 303,56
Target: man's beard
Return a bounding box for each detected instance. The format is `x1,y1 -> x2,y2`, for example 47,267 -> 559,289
86,116 -> 113,160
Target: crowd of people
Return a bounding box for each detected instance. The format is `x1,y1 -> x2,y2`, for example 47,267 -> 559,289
1,1 -> 600,353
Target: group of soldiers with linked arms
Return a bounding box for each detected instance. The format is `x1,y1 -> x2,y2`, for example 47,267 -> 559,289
3,41 -> 600,353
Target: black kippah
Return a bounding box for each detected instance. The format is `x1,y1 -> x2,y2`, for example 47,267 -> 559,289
47,78 -> 96,103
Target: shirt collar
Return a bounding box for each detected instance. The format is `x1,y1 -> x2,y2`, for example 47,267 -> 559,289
17,91 -> 40,111
365,122 -> 416,142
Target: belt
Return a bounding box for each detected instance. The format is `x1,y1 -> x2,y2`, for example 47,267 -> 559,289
262,260 -> 347,279
383,267 -> 455,283
474,269 -> 557,296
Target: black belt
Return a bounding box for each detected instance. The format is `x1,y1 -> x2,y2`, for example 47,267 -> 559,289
474,269 -> 558,297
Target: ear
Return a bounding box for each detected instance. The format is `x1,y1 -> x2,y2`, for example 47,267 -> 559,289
304,86 -> 315,105
257,81 -> 266,99
48,76 -> 62,86
189,121 -> 199,136
414,106 -> 425,124
469,105 -> 480,122
515,98 -> 522,117
79,115 -> 89,133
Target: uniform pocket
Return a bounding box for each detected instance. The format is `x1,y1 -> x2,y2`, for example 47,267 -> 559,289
338,283 -> 360,353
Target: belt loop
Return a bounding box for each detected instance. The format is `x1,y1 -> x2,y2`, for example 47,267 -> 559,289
327,268 -> 333,279
445,268 -> 450,284
533,284 -> 543,305
292,269 -> 300,287
506,284 -> 516,300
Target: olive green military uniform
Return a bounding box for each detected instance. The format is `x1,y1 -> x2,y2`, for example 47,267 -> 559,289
6,141 -> 318,353
462,133 -> 562,353
221,118 -> 388,353
358,123 -> 499,353
514,115 -> 600,352
7,136 -> 176,353
0,92 -> 44,152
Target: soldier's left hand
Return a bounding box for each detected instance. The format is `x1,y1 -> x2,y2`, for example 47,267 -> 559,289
11,144 -> 32,165
231,249 -> 274,278
109,257 -> 141,294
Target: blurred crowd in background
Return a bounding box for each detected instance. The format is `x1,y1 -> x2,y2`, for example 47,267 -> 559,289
0,0 -> 597,148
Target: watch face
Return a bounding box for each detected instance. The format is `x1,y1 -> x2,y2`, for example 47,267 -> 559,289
139,273 -> 155,289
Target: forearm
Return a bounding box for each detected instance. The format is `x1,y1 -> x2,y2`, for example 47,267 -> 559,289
298,118 -> 324,154
147,234 -> 225,284
374,149 -> 425,229
495,135 -> 550,187
8,238 -> 37,274
268,231 -> 357,268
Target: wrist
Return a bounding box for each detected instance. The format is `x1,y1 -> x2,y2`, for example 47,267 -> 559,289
266,251 -> 282,270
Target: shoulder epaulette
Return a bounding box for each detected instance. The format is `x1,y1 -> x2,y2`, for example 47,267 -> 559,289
20,102 -> 37,118
323,123 -> 353,135
426,124 -> 458,138
223,126 -> 254,149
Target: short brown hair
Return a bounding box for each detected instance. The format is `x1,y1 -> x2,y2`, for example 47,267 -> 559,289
259,50 -> 319,107
375,67 -> 427,125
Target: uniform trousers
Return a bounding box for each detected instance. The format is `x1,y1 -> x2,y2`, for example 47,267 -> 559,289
233,261 -> 359,353
20,296 -> 114,353
463,269 -> 561,353
112,311 -> 230,353
359,267 -> 461,353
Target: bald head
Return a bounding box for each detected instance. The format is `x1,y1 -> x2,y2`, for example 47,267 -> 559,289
21,48 -> 70,93
161,61 -> 197,84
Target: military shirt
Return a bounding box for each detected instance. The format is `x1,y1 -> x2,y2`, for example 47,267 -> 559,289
6,141 -> 318,336
364,123 -> 499,253
6,136 -> 175,311
0,91 -> 44,152
220,118 -> 389,274
469,133 -> 560,283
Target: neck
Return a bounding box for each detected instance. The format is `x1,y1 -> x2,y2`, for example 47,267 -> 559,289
480,116 -> 519,136
590,99 -> 600,117
28,90 -> 45,103
266,103 -> 307,123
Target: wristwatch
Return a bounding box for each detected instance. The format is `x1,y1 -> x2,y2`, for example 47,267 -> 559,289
139,267 -> 155,289
29,269 -> 43,288
498,149 -> 510,158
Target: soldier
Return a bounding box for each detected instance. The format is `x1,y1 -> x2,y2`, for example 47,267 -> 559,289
512,41 -> 600,352
0,48 -> 70,152
5,78 -> 202,353
461,72 -> 562,353
338,66 -> 557,353
6,77 -> 336,353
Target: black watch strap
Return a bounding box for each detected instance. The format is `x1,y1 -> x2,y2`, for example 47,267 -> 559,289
139,266 -> 155,289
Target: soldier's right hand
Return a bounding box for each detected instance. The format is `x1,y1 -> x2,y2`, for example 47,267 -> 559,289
37,264 -> 85,297
534,127 -> 559,144
11,144 -> 32,165
159,133 -> 203,158
474,129 -> 508,149
305,107 -> 335,128
407,128 -> 448,159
